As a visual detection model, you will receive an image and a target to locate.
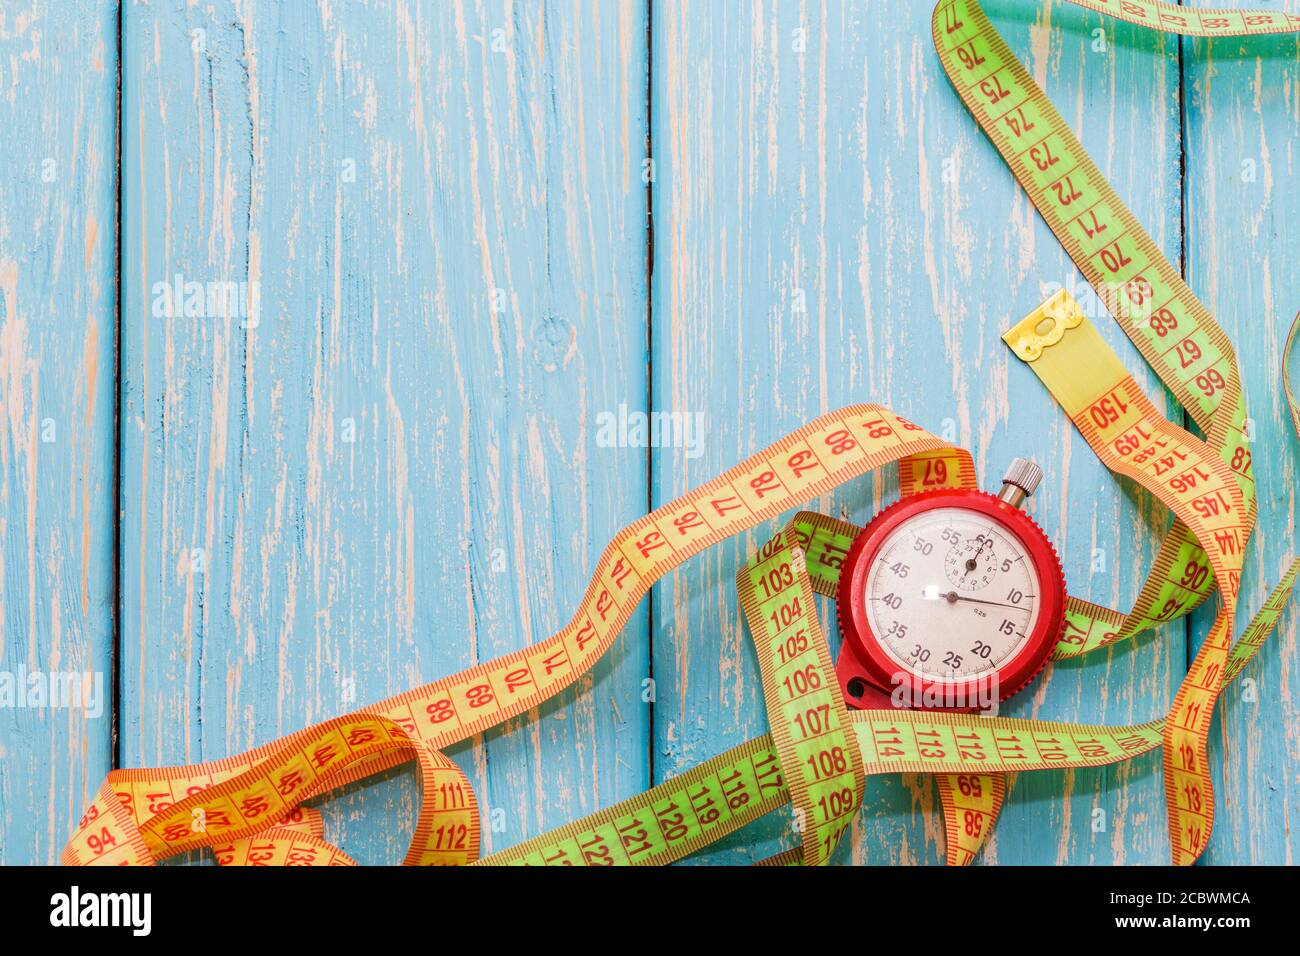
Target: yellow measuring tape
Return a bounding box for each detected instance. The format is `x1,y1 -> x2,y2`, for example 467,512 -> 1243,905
63,0 -> 1300,867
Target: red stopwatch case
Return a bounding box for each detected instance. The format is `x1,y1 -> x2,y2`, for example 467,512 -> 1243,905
835,488 -> 1066,712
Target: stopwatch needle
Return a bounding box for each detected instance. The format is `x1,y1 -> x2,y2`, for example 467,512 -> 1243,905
962,538 -> 991,576
943,590 -> 1024,611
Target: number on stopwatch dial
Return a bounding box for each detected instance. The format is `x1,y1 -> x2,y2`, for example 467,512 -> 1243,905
864,506 -> 1041,681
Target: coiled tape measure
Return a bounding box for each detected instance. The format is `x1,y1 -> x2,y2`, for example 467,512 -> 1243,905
64,0 -> 1300,867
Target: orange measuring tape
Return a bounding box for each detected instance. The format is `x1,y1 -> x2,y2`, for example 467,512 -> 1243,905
63,0 -> 1300,866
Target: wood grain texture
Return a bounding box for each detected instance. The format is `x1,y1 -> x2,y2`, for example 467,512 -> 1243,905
1182,1 -> 1300,865
118,0 -> 649,864
0,2 -> 118,864
4,0 -> 1298,867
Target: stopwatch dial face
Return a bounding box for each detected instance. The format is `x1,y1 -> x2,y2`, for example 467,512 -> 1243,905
862,506 -> 1042,682
943,534 -> 1000,591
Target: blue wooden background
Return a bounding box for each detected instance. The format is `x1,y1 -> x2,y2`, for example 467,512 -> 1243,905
1,0 -> 1297,866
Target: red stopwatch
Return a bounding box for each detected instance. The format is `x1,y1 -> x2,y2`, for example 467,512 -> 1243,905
835,458 -> 1065,712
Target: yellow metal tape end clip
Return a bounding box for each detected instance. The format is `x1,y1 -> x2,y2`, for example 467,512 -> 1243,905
1003,289 -> 1084,362
1004,290 -> 1133,418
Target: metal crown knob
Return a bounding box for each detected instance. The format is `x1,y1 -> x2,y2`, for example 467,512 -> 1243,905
998,457 -> 1042,508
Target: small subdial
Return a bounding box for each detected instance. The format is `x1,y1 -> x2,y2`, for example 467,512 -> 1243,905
944,534 -> 999,592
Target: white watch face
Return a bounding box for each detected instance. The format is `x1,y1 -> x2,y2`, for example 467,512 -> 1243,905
862,506 -> 1042,682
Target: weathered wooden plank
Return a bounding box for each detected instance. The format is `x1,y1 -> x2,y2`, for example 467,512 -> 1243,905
19,0 -> 1291,869
651,0 -> 1183,863
0,2 -> 118,864
119,0 -> 649,863
1182,4 -> 1300,865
